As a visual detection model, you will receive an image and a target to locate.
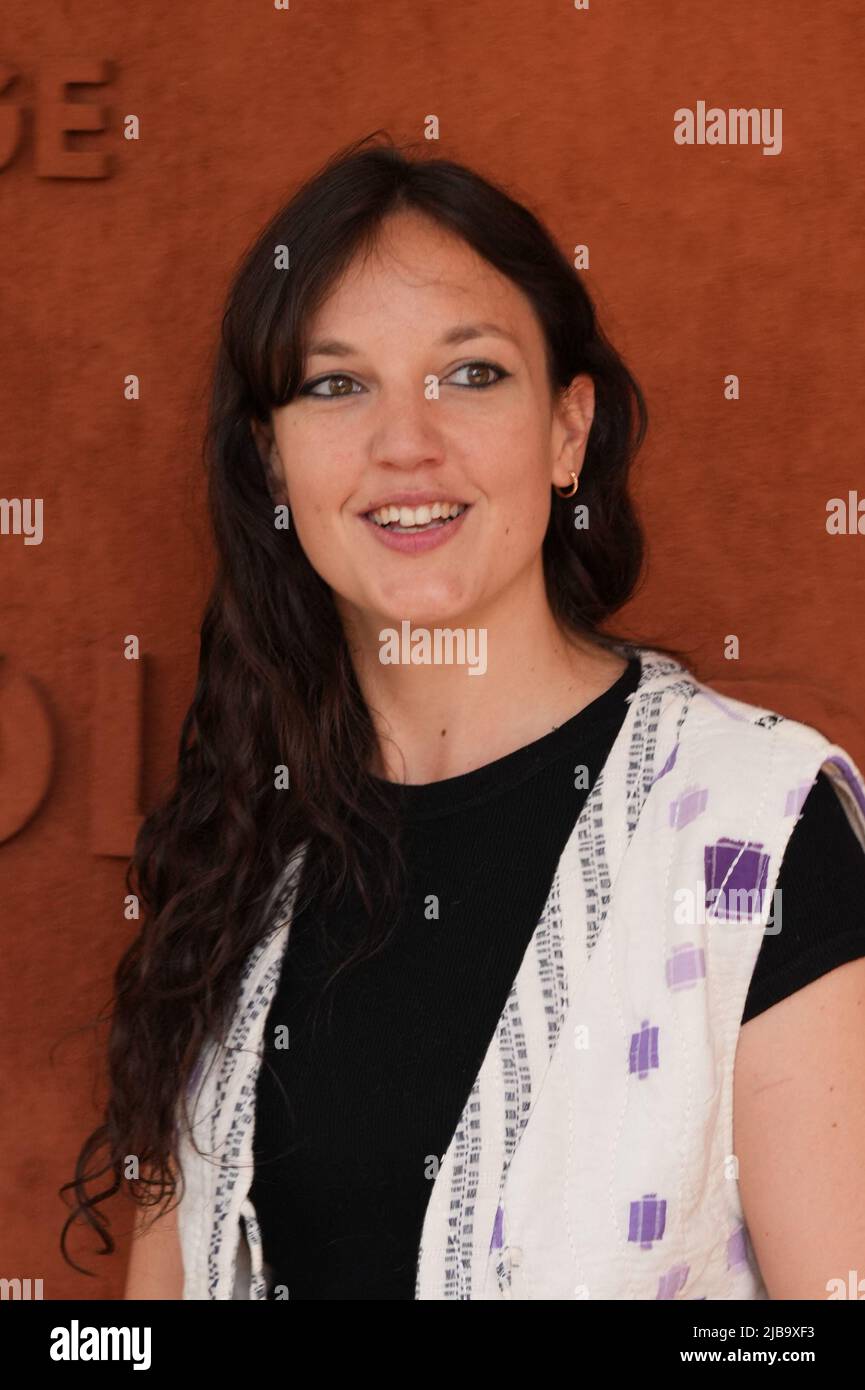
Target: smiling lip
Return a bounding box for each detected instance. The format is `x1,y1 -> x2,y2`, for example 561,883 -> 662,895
358,490 -> 470,514
360,503 -> 471,554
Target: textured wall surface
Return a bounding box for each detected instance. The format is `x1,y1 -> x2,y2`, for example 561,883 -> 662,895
0,0 -> 863,1300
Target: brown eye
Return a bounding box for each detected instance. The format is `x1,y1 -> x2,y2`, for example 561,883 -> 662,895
447,361 -> 508,389
467,364 -> 493,386
301,374 -> 361,398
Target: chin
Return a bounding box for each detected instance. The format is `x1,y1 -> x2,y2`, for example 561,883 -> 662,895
373,587 -> 475,628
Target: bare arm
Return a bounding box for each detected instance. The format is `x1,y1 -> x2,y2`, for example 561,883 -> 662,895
734,955 -> 865,1298
123,1181 -> 185,1300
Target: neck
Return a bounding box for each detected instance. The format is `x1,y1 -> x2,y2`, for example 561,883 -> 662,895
340,569 -> 629,785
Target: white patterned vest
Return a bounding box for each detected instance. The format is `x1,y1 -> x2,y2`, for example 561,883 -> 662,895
175,647 -> 865,1299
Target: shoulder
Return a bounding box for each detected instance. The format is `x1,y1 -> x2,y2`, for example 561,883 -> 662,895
678,673 -> 865,843
684,672 -> 824,749
742,768 -> 865,1025
778,766 -> 865,886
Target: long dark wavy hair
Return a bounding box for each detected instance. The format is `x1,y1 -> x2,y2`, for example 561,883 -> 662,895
60,130 -> 692,1275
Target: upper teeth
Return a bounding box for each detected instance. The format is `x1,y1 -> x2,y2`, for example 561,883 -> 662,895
368,501 -> 467,527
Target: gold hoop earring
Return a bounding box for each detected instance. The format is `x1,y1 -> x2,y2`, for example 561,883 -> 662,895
553,471 -> 579,498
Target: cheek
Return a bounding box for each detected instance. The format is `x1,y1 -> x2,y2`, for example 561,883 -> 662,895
277,448 -> 337,531
493,427 -> 551,499
283,481 -> 364,594
272,469 -> 322,550
287,501 -> 338,573
496,505 -> 549,563
495,466 -> 552,544
281,438 -> 354,515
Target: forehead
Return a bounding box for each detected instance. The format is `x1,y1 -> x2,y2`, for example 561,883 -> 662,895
305,211 -> 537,347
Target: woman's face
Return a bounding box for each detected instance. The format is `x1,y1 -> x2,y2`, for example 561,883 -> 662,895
254,209 -> 593,637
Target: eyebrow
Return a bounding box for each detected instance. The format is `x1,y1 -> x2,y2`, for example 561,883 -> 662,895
305,321 -> 520,359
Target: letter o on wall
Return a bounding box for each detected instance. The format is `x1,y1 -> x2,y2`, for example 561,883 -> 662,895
0,659 -> 54,843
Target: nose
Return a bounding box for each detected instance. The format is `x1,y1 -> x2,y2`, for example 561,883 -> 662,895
368,378 -> 446,471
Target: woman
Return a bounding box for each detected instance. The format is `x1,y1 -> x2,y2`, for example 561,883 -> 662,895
62,134 -> 865,1300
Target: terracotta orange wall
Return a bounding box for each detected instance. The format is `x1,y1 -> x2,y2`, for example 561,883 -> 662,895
1,1 -> 862,1299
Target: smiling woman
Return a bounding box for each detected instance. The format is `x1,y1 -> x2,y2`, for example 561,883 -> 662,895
247,206 -> 603,655
60,132 -> 865,1301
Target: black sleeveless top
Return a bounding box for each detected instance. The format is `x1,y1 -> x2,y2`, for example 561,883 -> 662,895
250,657 -> 865,1298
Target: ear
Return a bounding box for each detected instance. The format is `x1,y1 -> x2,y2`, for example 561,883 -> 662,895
551,374 -> 595,490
